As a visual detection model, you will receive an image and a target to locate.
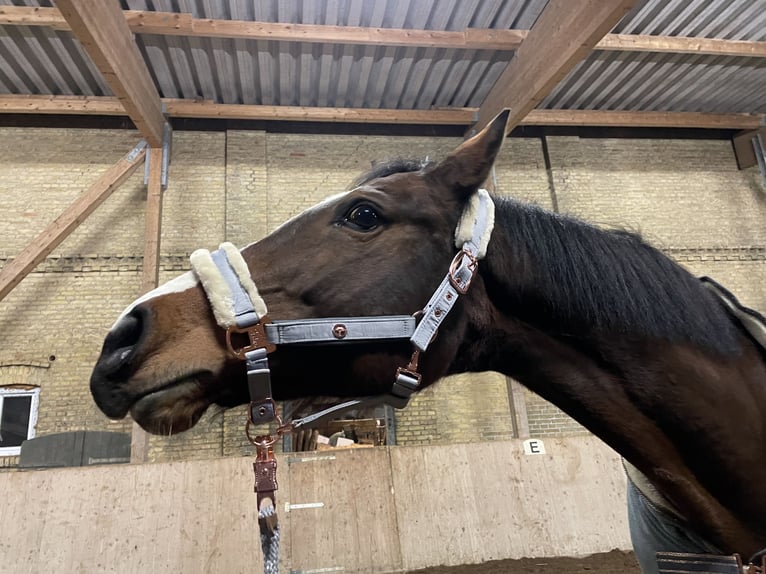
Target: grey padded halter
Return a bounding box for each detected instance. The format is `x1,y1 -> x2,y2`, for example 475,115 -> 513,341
191,188 -> 495,428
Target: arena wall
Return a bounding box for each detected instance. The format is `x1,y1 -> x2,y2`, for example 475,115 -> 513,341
0,435 -> 631,573
0,126 -> 764,466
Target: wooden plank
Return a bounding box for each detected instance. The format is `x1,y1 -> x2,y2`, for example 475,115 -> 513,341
163,99 -> 476,124
4,7 -> 766,58
55,0 -> 165,147
524,109 -> 763,130
598,33 -> 766,58
732,128 -> 766,169
130,147 -> 164,464
0,94 -> 127,115
288,448 -> 402,572
0,456 -> 266,572
473,0 -> 640,134
0,438 -> 632,571
390,437 -> 629,570
2,95 -> 762,130
0,5 -> 69,30
0,142 -> 147,302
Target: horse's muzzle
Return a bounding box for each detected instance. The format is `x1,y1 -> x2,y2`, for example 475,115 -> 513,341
89,307 -> 149,418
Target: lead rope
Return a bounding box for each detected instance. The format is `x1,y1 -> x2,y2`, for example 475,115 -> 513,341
259,504 -> 280,574
249,431 -> 281,574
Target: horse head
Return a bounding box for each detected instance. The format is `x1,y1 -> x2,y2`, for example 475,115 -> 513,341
89,111 -> 510,435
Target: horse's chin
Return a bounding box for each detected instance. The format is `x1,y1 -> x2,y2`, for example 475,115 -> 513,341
129,378 -> 210,435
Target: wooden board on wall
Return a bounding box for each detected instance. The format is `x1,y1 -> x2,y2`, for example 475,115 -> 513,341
0,437 -> 630,572
286,448 -> 403,573
390,435 -> 629,570
0,457 -> 270,572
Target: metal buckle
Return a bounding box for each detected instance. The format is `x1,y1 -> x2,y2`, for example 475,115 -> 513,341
225,315 -> 276,359
448,250 -> 478,295
393,348 -> 422,399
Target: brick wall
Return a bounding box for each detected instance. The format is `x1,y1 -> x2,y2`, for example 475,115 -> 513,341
1,127 -> 764,467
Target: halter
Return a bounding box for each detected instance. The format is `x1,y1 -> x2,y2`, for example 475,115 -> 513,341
190,189 -> 493,567
190,188 -> 495,436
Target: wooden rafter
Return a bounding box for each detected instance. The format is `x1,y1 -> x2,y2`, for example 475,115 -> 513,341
0,142 -> 147,302
0,95 -> 762,130
54,0 -> 165,148
2,6 -> 766,57
599,34 -> 766,58
474,0 -> 641,134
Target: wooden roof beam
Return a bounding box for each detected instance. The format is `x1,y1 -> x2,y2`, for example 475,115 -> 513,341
0,142 -> 147,302
54,0 -> 165,148
732,128 -> 766,169
0,95 -> 762,130
3,6 -> 766,57
473,0 -> 641,135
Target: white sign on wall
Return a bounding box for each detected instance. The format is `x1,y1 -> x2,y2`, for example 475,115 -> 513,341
523,438 -> 546,455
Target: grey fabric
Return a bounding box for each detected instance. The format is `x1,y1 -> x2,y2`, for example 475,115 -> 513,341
265,315 -> 415,344
627,478 -> 721,574
410,253 -> 473,351
211,248 -> 260,328
245,347 -> 271,400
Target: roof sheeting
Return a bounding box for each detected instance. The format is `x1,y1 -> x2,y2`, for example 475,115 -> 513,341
1,0 -> 765,119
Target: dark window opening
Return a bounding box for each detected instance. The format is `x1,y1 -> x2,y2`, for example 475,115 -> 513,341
0,396 -> 33,448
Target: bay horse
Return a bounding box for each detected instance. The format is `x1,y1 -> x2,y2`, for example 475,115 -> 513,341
89,110 -> 766,573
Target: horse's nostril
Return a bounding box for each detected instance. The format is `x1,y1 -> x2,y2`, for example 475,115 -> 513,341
99,307 -> 147,373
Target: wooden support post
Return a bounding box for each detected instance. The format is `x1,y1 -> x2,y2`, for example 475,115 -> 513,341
0,142 -> 147,302
130,146 -> 164,464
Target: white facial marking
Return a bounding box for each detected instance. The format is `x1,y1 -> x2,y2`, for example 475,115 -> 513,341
112,271 -> 200,329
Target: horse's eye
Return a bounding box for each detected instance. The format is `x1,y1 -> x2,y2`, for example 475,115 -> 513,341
344,204 -> 380,231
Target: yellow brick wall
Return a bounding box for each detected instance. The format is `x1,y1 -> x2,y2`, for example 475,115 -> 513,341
1,127 -> 764,467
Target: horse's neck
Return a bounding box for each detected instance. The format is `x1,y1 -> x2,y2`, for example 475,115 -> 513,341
464,222 -> 766,556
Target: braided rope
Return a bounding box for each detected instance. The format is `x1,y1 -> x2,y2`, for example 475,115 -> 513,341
259,504 -> 281,574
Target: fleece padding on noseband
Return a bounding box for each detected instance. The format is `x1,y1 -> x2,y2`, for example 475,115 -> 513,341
190,242 -> 267,328
454,188 -> 495,258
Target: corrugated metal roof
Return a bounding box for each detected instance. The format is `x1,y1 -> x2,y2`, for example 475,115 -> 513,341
0,0 -> 765,119
542,0 -> 766,113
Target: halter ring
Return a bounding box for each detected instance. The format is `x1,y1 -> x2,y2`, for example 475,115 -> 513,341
448,249 -> 478,295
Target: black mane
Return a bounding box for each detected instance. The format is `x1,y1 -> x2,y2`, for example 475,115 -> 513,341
493,197 -> 741,353
350,158 -> 433,188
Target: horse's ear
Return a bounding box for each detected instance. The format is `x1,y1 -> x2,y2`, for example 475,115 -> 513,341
428,109 -> 510,198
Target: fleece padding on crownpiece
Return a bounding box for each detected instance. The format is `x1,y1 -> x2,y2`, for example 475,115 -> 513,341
454,188 -> 495,259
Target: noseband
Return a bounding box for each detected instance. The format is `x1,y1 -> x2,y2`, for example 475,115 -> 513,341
189,188 -> 495,435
